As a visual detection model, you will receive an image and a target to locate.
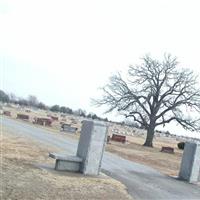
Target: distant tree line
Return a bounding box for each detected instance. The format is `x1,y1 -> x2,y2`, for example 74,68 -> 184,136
0,89 -> 108,122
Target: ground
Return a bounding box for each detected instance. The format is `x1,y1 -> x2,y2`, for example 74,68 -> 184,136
1,104 -> 199,200
0,127 -> 132,200
1,105 -> 185,177
106,135 -> 183,177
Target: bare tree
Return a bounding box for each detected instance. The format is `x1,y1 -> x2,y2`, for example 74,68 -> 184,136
27,95 -> 38,107
93,55 -> 200,147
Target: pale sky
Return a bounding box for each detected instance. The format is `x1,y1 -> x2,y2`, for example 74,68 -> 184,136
0,0 -> 200,137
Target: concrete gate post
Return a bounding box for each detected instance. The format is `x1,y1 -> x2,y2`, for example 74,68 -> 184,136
179,142 -> 200,183
76,120 -> 108,175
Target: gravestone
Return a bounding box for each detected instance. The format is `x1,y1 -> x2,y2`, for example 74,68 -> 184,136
3,111 -> 11,116
77,120 -> 108,175
179,142 -> 200,183
111,134 -> 126,143
17,114 -> 29,120
34,117 -> 52,126
61,123 -> 77,133
161,146 -> 174,154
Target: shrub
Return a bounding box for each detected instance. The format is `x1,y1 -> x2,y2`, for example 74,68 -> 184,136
177,142 -> 185,150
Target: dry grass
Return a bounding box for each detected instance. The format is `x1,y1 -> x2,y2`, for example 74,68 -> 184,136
0,127 -> 132,200
2,105 -> 81,140
106,135 -> 183,177
2,105 -> 184,178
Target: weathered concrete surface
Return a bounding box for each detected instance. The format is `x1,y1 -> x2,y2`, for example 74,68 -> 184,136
49,153 -> 82,171
55,159 -> 80,171
77,120 -> 108,175
179,142 -> 200,183
2,117 -> 200,200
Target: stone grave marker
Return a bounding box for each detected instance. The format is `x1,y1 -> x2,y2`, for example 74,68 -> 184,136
61,123 -> 77,133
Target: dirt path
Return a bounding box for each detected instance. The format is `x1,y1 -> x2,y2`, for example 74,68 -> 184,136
1,128 -> 132,200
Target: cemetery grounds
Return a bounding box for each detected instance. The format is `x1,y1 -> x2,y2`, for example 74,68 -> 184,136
1,126 -> 132,200
2,105 -> 198,199
2,107 -> 183,176
4,105 -> 184,177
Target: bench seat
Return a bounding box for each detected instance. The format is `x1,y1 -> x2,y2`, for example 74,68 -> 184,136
49,153 -> 83,172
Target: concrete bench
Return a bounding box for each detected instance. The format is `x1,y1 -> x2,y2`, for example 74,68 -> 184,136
111,134 -> 126,143
161,146 -> 174,154
49,153 -> 83,172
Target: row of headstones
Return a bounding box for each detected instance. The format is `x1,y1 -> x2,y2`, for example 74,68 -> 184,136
51,120 -> 200,183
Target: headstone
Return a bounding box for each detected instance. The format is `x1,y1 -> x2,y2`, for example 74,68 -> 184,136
61,123 -> 77,133
51,116 -> 59,121
3,111 -> 11,116
179,142 -> 200,183
65,126 -> 77,133
17,114 -> 29,120
111,134 -> 126,143
77,120 -> 108,175
34,117 -> 52,126
161,146 -> 174,154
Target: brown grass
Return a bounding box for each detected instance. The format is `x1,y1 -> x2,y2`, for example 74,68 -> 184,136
2,105 -> 184,178
0,127 -> 132,200
106,135 -> 183,177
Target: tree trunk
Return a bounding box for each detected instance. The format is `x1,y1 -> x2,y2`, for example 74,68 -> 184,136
143,126 -> 155,147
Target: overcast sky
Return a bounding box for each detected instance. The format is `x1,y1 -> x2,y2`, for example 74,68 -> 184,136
0,0 -> 200,136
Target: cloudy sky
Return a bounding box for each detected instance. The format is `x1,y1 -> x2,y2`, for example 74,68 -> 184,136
0,0 -> 200,136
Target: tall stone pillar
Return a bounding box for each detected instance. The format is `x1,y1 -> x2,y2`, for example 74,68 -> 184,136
77,120 -> 108,175
179,142 -> 200,183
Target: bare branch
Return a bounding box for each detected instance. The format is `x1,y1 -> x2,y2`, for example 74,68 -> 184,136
93,54 -> 200,147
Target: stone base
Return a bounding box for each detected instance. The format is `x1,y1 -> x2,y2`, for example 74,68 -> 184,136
49,153 -> 83,172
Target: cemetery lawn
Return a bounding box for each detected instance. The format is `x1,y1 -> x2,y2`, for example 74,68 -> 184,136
1,128 -> 132,200
106,135 -> 183,177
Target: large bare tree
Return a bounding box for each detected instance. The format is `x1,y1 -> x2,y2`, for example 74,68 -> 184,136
94,55 -> 200,147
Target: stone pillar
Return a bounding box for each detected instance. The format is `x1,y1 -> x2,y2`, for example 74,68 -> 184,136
179,142 -> 200,183
76,120 -> 108,175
